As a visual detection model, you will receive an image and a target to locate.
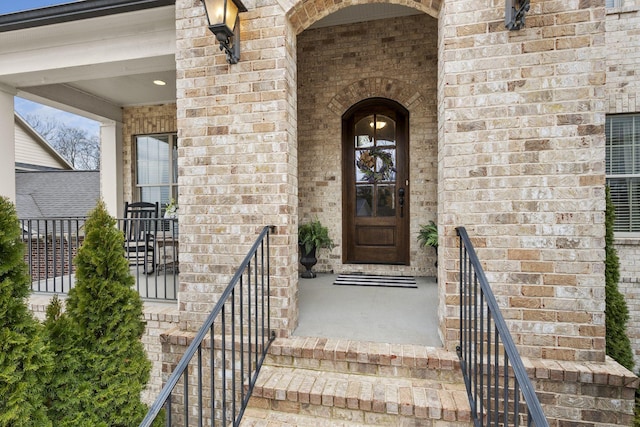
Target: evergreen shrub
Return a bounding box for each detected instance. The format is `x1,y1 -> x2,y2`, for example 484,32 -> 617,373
604,187 -> 634,370
45,200 -> 153,426
0,196 -> 52,427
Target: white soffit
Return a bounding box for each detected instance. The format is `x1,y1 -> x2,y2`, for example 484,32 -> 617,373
308,4 -> 423,29
0,5 -> 176,87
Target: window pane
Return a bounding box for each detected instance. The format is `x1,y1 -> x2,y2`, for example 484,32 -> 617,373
354,116 -> 374,148
172,139 -> 178,184
356,148 -> 396,183
356,185 -> 373,217
377,185 -> 395,217
607,177 -> 640,233
137,136 -> 170,185
356,150 -> 374,183
606,115 -> 640,232
376,115 -> 396,147
140,186 -> 169,205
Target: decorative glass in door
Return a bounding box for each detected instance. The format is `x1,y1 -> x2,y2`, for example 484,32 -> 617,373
354,114 -> 397,217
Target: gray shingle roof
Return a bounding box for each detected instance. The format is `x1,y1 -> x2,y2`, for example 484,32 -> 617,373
16,170 -> 100,218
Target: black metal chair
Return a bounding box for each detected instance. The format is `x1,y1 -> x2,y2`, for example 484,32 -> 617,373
123,201 -> 158,274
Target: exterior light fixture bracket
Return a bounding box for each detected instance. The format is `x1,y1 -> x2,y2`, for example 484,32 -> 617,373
505,0 -> 530,31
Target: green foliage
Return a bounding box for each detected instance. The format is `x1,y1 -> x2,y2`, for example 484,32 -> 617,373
605,187 -> 634,371
45,200 -> 152,426
0,196 -> 53,427
417,220 -> 438,248
298,219 -> 335,254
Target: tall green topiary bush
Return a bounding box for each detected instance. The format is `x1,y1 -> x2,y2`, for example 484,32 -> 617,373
605,187 -> 634,370
0,196 -> 52,427
45,200 -> 152,426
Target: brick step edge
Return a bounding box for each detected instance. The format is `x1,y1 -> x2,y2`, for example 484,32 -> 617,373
248,364 -> 471,423
241,407 -> 472,427
268,337 -> 461,379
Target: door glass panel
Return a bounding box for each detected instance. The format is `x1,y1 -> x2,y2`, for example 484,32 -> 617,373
353,113 -> 398,218
354,116 -> 374,148
377,185 -> 396,216
376,115 -> 396,146
375,148 -> 396,182
356,185 -> 373,217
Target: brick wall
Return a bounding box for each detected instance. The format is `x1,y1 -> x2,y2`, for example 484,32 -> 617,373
438,1 -> 608,362
140,306 -> 181,404
122,103 -> 178,203
296,14 -> 439,277
23,236 -> 83,280
175,0 -> 613,359
175,0 -> 298,335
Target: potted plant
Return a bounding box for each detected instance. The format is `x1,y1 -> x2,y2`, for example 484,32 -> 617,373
418,220 -> 438,268
164,198 -> 178,219
298,219 -> 334,278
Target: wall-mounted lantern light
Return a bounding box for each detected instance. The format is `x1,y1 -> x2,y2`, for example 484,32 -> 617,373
201,0 -> 247,64
505,0 -> 530,31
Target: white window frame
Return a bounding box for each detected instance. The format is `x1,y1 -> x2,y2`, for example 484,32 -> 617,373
605,114 -> 640,235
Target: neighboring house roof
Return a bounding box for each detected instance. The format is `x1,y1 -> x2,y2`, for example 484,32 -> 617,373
14,112 -> 74,171
16,170 -> 100,218
0,0 -> 174,32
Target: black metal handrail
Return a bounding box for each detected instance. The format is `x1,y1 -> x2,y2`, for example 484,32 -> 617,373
19,216 -> 178,300
456,227 -> 548,427
20,217 -> 87,294
139,225 -> 276,427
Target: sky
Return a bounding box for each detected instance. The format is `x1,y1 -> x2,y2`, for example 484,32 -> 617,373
0,0 -> 82,14
15,97 -> 100,139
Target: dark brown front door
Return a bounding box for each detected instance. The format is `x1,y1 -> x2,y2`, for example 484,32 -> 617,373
343,98 -> 409,264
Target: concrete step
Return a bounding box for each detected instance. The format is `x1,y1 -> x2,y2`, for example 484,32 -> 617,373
241,338 -> 472,426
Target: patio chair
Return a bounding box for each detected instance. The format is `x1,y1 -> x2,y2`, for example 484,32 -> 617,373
123,201 -> 159,274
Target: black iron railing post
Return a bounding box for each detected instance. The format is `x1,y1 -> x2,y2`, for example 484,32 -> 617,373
20,216 -> 178,301
139,226 -> 275,427
456,227 -> 548,427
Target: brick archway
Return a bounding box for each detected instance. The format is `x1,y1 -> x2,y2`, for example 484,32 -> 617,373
286,0 -> 440,35
328,77 -> 424,116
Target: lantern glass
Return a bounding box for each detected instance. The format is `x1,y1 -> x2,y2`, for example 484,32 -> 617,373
224,1 -> 239,32
203,0 -> 239,34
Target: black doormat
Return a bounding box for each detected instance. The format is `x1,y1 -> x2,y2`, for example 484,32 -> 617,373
333,274 -> 417,288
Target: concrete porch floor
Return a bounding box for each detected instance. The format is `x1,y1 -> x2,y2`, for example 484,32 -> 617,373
294,273 -> 442,347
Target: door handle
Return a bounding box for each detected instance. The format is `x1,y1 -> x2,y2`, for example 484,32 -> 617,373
398,188 -> 405,218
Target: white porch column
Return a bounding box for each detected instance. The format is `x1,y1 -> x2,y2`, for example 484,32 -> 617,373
100,121 -> 124,217
0,87 -> 16,202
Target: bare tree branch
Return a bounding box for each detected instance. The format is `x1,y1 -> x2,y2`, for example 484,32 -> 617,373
24,116 -> 100,170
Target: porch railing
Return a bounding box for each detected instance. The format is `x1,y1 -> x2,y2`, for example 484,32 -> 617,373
139,225 -> 276,427
456,227 -> 548,427
19,216 -> 179,301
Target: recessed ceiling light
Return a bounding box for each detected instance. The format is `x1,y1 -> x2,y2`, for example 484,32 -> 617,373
153,80 -> 166,86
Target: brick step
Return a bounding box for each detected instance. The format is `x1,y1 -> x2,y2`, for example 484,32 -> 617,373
242,406 -> 471,426
267,337 -> 462,383
245,364 -> 471,425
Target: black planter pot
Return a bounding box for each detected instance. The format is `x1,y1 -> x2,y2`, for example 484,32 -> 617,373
299,244 -> 317,278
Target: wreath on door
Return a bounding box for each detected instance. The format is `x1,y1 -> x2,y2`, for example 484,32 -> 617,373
357,147 -> 395,183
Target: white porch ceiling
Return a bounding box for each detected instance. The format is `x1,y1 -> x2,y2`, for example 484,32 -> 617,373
309,4 -> 423,29
0,3 -> 422,122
